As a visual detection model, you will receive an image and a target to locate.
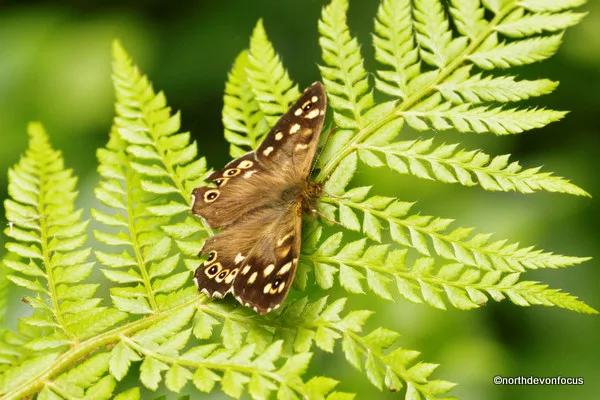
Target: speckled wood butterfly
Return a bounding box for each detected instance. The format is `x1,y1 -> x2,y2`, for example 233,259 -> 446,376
191,82 -> 327,314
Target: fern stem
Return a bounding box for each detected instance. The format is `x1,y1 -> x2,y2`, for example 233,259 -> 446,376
316,3 -> 516,182
2,296 -> 201,400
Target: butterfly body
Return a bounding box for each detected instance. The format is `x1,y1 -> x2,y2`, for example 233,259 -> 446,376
191,82 -> 326,314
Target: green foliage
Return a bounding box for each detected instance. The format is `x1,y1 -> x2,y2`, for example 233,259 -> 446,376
0,0 -> 596,399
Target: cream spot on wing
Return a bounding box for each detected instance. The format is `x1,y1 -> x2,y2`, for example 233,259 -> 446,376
241,265 -> 251,275
200,288 -> 209,296
225,268 -> 238,284
278,281 -> 286,293
277,233 -> 292,246
243,170 -> 255,179
234,253 -> 246,264
238,160 -> 254,169
190,193 -> 196,210
294,108 -> 303,116
263,264 -> 275,277
278,246 -> 291,258
289,124 -> 301,134
295,143 -> 309,150
263,146 -> 274,156
278,262 -> 293,276
311,96 -> 318,103
306,109 -> 320,119
302,128 -> 313,137
293,258 -> 298,265
263,283 -> 272,294
275,132 -> 283,141
213,291 -> 223,298
248,272 -> 258,284
320,109 -> 325,116
193,276 -> 199,288
266,307 -> 273,313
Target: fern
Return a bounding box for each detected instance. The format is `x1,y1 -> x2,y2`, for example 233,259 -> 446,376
0,0 -> 597,399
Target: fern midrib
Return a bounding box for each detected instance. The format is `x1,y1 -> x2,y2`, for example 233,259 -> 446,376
315,4 -> 515,182
125,166 -> 158,310
37,163 -> 75,341
2,296 -> 201,400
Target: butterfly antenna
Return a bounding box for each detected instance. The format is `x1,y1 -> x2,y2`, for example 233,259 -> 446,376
311,208 -> 344,227
311,125 -> 338,179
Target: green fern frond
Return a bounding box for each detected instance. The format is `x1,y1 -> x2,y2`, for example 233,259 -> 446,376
414,0 -> 461,69
315,0 -> 583,186
3,123 -> 126,345
320,191 -> 589,272
301,232 -> 597,314
110,40 -> 208,291
94,129 -> 185,314
223,51 -> 269,157
356,138 -> 589,196
373,0 -> 419,100
436,68 -> 559,104
403,96 -> 566,135
520,0 -> 586,14
247,20 -> 301,125
495,9 -> 586,38
111,40 -> 208,221
0,1 -> 595,399
265,296 -> 456,396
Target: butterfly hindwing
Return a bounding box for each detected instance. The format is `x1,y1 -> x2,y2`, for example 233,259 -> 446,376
232,204 -> 302,314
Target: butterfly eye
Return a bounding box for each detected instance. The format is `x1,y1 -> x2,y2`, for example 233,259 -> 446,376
204,190 -> 220,202
224,168 -> 240,177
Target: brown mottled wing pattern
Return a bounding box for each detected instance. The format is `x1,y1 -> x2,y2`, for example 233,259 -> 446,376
192,82 -> 326,313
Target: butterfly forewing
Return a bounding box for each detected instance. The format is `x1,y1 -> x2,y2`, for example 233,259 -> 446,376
192,82 -> 327,313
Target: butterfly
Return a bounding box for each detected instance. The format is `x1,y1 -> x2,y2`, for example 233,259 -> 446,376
191,82 -> 327,314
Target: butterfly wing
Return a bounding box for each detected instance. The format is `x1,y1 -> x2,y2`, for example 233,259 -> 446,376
231,203 -> 301,314
194,202 -> 301,314
191,82 -> 326,228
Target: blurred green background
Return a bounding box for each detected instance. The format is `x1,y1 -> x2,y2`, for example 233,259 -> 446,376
1,0 -> 599,399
